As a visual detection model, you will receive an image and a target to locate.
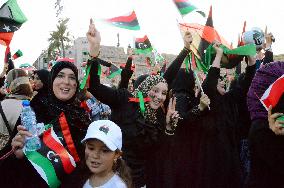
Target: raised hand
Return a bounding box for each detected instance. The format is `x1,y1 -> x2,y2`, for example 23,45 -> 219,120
212,41 -> 224,56
184,31 -> 193,50
166,97 -> 180,131
268,105 -> 284,135
86,18 -> 101,57
198,93 -> 210,111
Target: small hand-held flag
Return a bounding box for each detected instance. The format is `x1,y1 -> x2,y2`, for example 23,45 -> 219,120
260,74 -> 284,110
103,11 -> 140,30
12,49 -> 23,60
134,35 -> 153,54
173,0 -> 205,17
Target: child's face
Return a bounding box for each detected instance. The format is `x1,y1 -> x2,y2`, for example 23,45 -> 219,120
85,139 -> 120,175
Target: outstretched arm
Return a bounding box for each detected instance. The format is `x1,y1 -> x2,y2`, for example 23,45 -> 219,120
202,42 -> 223,99
118,56 -> 133,89
87,19 -> 130,107
228,55 -> 256,102
163,31 -> 192,87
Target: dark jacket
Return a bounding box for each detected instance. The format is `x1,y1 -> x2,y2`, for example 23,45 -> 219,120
88,48 -> 189,187
248,119 -> 284,188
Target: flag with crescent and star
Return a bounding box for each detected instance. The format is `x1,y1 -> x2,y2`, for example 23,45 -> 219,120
24,113 -> 79,188
135,35 -> 153,55
0,0 -> 27,46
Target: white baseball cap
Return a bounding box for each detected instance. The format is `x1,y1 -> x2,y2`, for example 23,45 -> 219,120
81,120 -> 122,151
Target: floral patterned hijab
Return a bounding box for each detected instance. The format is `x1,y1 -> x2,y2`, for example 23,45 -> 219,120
132,75 -> 167,124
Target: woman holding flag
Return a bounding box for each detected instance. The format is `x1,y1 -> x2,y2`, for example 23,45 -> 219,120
247,61 -> 284,188
10,60 -> 91,188
194,41 -> 256,188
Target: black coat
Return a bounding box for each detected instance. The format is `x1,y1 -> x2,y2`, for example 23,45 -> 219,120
248,119 -> 284,188
88,48 -> 189,187
192,65 -> 256,188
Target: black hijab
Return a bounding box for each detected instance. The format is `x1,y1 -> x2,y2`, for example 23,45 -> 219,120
34,69 -> 49,93
42,61 -> 90,129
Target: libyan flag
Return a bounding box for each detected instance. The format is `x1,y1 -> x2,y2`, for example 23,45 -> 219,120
0,0 -> 27,46
107,64 -> 122,79
104,11 -> 140,30
12,49 -> 23,59
135,35 -> 153,54
24,113 -> 80,188
173,0 -> 205,17
261,74 -> 284,110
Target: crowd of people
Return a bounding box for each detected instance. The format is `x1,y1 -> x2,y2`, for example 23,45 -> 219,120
0,18 -> 283,188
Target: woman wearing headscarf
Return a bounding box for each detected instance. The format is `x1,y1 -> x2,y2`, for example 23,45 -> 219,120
194,42 -> 256,188
247,61 -> 284,188
10,61 -> 91,188
0,69 -> 33,186
152,68 -> 210,188
0,69 -> 33,153
86,19 -> 192,187
30,69 -> 49,121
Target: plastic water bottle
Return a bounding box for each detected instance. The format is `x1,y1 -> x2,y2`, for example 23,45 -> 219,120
21,100 -> 41,151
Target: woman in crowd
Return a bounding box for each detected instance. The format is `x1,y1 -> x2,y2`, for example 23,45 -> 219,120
247,61 -> 284,188
11,61 -> 91,187
0,69 -> 33,186
30,69 -> 49,120
86,19 -> 192,187
194,42 -> 256,188
152,68 -> 210,188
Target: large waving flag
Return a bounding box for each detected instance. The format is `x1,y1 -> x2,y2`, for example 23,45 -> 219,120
173,0 -> 205,17
25,113 -> 80,188
179,6 -> 255,73
103,11 -> 140,30
134,35 -> 153,54
179,17 -> 230,73
260,74 -> 284,110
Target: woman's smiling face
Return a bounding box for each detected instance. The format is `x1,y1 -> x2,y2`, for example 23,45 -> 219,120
148,82 -> 168,109
52,68 -> 77,101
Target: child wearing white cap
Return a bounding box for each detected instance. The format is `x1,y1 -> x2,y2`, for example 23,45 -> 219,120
81,120 -> 132,188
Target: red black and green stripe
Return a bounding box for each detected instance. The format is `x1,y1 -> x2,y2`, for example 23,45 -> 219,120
135,35 -> 153,54
25,113 -> 79,188
173,0 -> 205,17
105,11 -> 140,30
0,0 -> 27,46
107,64 -> 122,79
12,49 -> 23,59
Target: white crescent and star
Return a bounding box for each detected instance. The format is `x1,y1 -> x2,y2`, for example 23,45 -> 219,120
138,42 -> 148,49
47,151 -> 59,163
